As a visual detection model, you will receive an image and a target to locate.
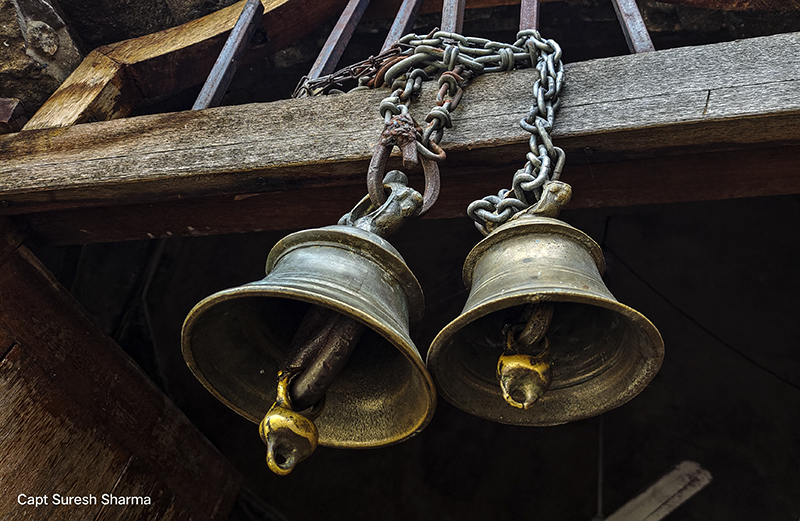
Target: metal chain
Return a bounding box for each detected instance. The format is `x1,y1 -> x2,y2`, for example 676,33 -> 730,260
466,30 -> 565,236
295,29 -> 564,228
292,45 -> 408,97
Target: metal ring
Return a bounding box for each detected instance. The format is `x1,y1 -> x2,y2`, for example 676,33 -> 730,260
367,143 -> 391,208
367,145 -> 440,218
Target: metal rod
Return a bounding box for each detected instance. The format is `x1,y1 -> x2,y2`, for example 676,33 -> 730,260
381,0 -> 425,53
192,0 -> 265,110
610,0 -> 655,53
441,0 -> 466,34
519,0 -> 540,31
308,0 -> 373,79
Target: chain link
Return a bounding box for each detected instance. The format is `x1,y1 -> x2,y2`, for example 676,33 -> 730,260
467,30 -> 565,235
296,29 -> 564,228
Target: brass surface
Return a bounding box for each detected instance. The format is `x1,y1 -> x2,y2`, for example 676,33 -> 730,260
259,372 -> 319,475
427,214 -> 664,426
496,302 -> 554,409
182,224 -> 436,448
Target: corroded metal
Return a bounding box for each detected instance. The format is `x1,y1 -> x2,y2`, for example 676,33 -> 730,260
182,179 -> 435,464
346,170 -> 424,237
520,0 -> 539,31
441,0 -> 466,33
659,0 -> 798,10
428,182 -> 664,426
308,0 -> 373,79
466,30 -> 565,235
381,0 -> 425,53
192,0 -> 265,110
366,116 -> 441,218
611,0 -> 655,54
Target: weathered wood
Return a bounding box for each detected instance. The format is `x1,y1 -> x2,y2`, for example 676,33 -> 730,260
606,461 -> 712,521
23,50 -> 141,129
24,0 -> 348,130
17,144 -> 800,244
0,345 -> 131,520
0,245 -> 242,518
3,32 -> 800,243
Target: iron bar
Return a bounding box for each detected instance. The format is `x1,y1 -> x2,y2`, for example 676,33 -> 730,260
519,0 -> 540,31
611,0 -> 655,53
441,0 -> 466,34
192,0 -> 265,110
308,0 -> 373,79
381,0 -> 425,53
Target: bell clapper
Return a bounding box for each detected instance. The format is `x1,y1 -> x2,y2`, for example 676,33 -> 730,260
260,304 -> 365,475
259,371 -> 320,476
497,303 -> 554,409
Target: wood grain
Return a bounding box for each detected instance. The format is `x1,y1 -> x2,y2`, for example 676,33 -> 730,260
0,344 -> 130,520
5,32 -> 800,242
0,246 -> 241,519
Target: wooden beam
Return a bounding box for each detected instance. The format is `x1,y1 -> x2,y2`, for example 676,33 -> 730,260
605,461 -> 712,521
2,32 -> 800,244
0,244 -> 242,518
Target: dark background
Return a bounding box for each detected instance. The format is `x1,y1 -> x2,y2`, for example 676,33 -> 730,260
27,1 -> 800,519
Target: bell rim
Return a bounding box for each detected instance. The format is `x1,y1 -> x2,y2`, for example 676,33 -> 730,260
463,216 -> 606,289
427,290 -> 665,426
182,283 -> 437,448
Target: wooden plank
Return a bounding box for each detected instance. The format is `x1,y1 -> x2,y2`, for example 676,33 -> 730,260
16,143 -> 800,244
93,456 -> 184,521
21,50 -> 140,129
606,461 -> 712,521
0,246 -> 241,519
24,0 -> 348,130
2,32 -> 799,242
0,344 -> 131,520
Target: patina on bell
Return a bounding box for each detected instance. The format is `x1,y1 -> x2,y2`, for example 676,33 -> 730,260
181,222 -> 436,450
428,183 -> 664,426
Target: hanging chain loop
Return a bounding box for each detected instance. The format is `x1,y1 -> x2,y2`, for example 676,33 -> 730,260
295,29 -> 564,226
467,30 -> 565,235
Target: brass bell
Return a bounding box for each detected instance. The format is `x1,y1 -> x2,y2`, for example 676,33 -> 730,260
182,223 -> 436,451
428,199 -> 664,426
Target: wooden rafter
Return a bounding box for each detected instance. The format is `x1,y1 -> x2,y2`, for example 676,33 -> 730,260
2,31 -> 799,244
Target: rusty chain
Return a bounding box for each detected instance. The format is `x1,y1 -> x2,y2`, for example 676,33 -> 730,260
295,29 -> 564,225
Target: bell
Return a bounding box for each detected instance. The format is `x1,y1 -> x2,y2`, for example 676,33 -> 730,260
182,223 -> 436,449
427,208 -> 664,426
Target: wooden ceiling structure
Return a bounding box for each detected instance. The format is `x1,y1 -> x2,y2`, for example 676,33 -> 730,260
1,0 -> 799,519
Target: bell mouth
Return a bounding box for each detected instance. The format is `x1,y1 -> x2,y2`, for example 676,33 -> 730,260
429,296 -> 663,426
427,214 -> 664,426
183,291 -> 436,448
182,224 -> 436,449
